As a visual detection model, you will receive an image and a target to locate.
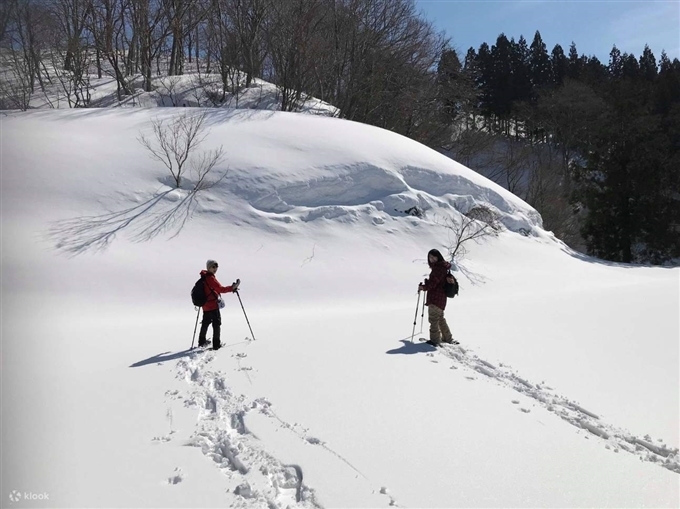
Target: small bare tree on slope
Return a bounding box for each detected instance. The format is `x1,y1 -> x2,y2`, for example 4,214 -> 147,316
444,205 -> 503,263
47,112 -> 228,255
138,111 -> 225,189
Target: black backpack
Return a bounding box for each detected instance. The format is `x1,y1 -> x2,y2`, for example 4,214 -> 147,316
444,271 -> 459,298
191,275 -> 212,306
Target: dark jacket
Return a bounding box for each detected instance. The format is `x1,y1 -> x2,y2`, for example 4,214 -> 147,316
200,270 -> 235,312
423,260 -> 451,310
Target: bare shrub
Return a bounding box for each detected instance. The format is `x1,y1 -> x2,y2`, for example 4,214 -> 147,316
48,111 -> 228,255
156,75 -> 183,106
442,205 -> 503,262
138,111 -> 224,189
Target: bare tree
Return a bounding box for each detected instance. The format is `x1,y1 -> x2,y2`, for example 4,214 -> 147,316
0,58 -> 33,109
138,111 -> 225,188
128,0 -> 171,92
206,1 -> 242,103
1,1 -> 32,109
48,43 -> 92,106
303,0 -> 448,142
230,0 -> 267,87
156,74 -> 182,105
87,0 -> 135,99
0,0 -> 55,109
48,112 -> 227,255
442,205 -> 502,262
0,1 -> 12,41
264,0 -> 326,111
447,128 -> 496,167
164,0 -> 207,76
51,0 -> 91,72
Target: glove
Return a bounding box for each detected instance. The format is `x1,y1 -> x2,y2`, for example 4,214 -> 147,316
232,278 -> 240,291
418,283 -> 425,292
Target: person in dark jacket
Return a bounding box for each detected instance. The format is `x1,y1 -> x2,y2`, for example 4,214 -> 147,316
418,249 -> 456,346
198,259 -> 239,350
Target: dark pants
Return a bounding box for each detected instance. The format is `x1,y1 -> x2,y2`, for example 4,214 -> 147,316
198,309 -> 221,348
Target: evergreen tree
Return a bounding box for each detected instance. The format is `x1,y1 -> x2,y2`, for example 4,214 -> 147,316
655,51 -> 680,114
639,45 -> 658,81
550,44 -> 567,86
463,47 -> 482,109
582,56 -> 608,89
491,34 -> 515,117
512,35 -> 533,102
437,49 -> 468,124
580,111 -> 680,263
529,31 -> 551,91
567,42 -> 582,79
511,35 -> 532,103
576,48 -> 680,264
622,53 -> 640,79
476,42 -> 493,116
608,45 -> 623,78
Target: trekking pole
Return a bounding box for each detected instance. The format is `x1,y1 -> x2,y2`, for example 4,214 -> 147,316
234,288 -> 256,341
191,307 -> 201,349
411,290 -> 421,343
419,291 -> 426,334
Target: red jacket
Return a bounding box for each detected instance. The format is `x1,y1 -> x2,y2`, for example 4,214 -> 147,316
200,270 -> 236,312
423,260 -> 451,310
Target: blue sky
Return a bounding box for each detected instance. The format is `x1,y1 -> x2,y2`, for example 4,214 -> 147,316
415,0 -> 680,64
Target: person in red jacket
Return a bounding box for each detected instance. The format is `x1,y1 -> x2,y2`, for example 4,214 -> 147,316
418,249 -> 456,346
198,259 -> 239,350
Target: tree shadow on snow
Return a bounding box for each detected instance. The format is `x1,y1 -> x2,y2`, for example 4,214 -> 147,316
46,187 -> 201,256
386,339 -> 435,355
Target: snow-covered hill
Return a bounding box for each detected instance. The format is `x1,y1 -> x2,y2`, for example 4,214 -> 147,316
1,108 -> 678,508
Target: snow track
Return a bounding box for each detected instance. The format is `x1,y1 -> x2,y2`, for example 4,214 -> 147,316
430,343 -> 680,474
174,351 -> 322,508
156,345 -> 408,508
163,339 -> 677,509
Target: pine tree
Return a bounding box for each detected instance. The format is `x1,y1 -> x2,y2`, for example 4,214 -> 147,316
437,49 -> 467,124
582,56 -> 608,89
576,48 -> 680,264
638,45 -> 658,81
529,31 -> 551,91
655,51 -> 680,114
567,42 -> 582,79
512,36 -> 532,103
622,53 -> 640,79
476,42 -> 493,116
551,44 -> 567,86
608,45 -> 623,79
489,34 -> 515,119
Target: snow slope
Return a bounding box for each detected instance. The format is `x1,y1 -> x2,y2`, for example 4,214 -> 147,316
1,108 -> 678,508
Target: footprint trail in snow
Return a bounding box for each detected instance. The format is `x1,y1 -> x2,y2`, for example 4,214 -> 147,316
165,348 -> 397,508
173,350 -> 323,508
428,341 -> 679,474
